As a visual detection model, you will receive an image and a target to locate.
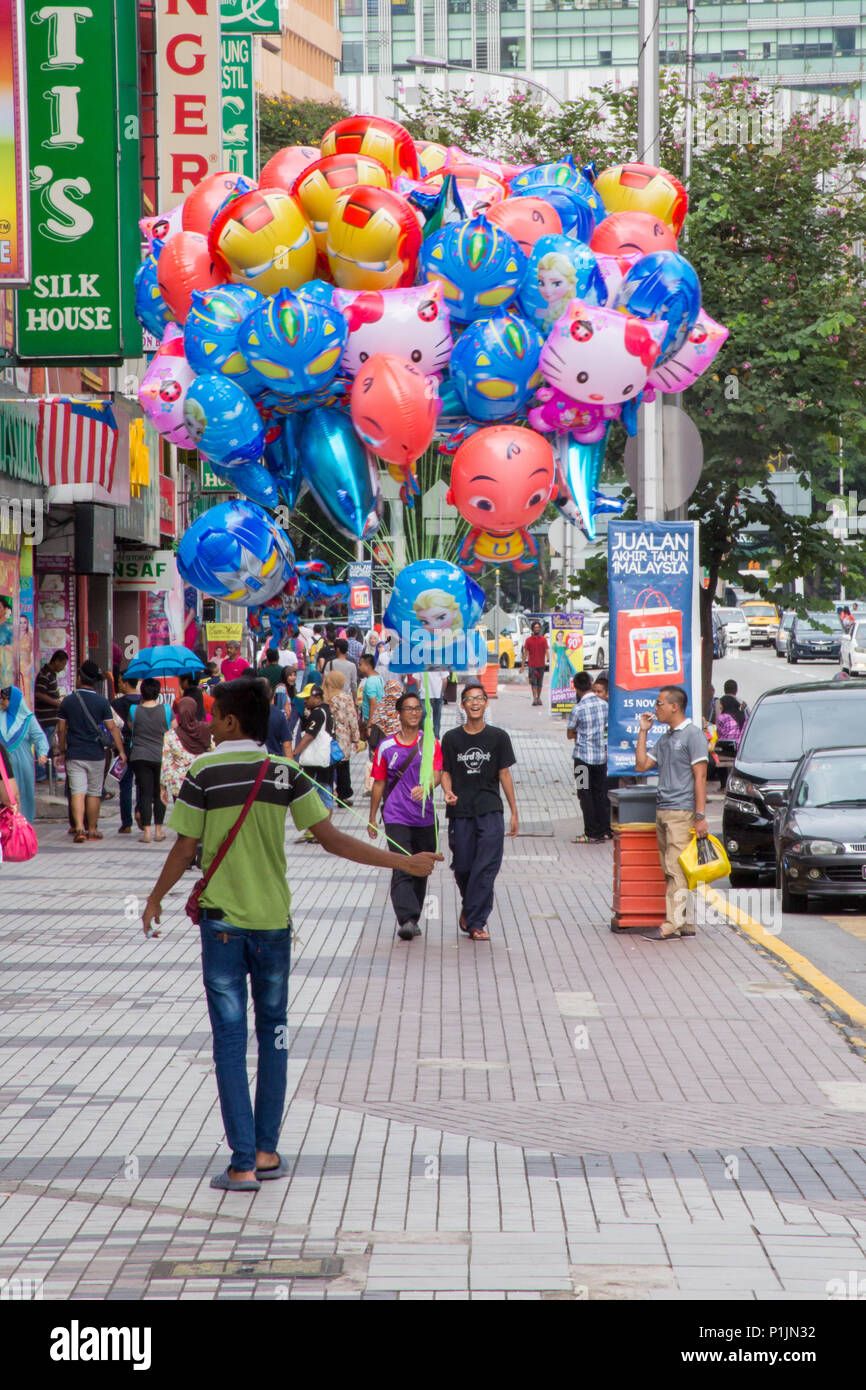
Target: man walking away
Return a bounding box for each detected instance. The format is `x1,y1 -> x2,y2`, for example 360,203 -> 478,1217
345,626 -> 364,667
322,638 -> 358,696
112,673 -> 140,834
258,648 -> 285,692
142,678 -> 442,1192
35,648 -> 68,780
567,671 -> 609,843
368,690 -> 442,941
56,660 -> 126,843
635,685 -> 708,941
522,622 -> 548,707
441,681 -> 518,942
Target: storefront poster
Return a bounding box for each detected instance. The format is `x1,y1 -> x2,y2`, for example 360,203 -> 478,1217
35,556 -> 76,696
206,620 -> 243,664
347,560 -> 373,633
18,545 -> 34,705
607,520 -> 700,777
549,613 -> 584,714
0,552 -> 15,689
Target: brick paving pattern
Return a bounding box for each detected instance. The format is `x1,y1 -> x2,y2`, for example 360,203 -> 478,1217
1,688 -> 865,1299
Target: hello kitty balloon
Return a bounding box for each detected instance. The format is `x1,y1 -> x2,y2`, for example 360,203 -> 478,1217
333,281 -> 453,377
138,324 -> 199,448
646,309 -> 729,393
539,299 -> 668,406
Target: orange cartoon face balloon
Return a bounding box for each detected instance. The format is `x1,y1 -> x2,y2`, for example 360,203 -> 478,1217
486,197 -> 562,256
594,162 -> 688,235
259,145 -> 320,193
320,116 -> 419,180
292,153 -> 392,255
157,231 -> 226,323
590,210 -> 677,259
209,189 -> 317,296
349,353 -> 439,467
447,425 -> 556,535
326,186 -> 422,292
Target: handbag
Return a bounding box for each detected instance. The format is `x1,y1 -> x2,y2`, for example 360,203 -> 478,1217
330,737 -> 344,765
74,690 -> 113,749
298,710 -> 333,767
443,676 -> 458,705
677,832 -> 731,891
185,756 -> 270,924
0,756 -> 38,862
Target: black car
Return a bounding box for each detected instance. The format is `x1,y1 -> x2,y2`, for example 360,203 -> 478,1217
775,746 -> 866,911
721,680 -> 866,884
712,609 -> 728,659
787,612 -> 843,663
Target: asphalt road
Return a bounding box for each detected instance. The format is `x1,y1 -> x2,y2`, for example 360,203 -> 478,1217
705,642 -> 866,1016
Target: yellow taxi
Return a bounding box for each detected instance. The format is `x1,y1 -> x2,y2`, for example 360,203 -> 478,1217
477,626 -> 517,668
739,601 -> 780,646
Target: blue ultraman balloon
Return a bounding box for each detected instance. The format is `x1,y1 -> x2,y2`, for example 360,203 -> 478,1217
262,415 -> 305,509
203,457 -> 281,510
449,310 -> 544,423
509,159 -> 605,242
382,558 -> 487,672
183,284 -> 263,377
420,213 -> 526,324
554,427 -> 611,540
613,250 -> 701,364
176,499 -> 295,605
134,256 -> 170,339
240,287 -> 348,398
299,407 -> 383,541
182,374 -> 264,466
518,235 -> 607,333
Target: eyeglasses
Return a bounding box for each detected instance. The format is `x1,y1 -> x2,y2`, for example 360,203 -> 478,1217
464,694 -> 486,704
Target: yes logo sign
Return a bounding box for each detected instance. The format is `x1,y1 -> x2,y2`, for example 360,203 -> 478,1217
16,0 -> 140,360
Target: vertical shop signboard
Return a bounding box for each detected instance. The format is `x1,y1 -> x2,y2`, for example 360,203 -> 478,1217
548,612 -> 584,715
347,559 -> 373,634
607,521 -> 700,777
15,0 -> 137,361
221,36 -> 255,178
220,0 -> 279,33
0,0 -> 31,286
18,544 -> 35,705
157,0 -> 222,210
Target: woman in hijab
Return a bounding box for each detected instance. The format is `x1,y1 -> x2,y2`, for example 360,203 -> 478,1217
0,686 -> 49,825
160,695 -> 212,806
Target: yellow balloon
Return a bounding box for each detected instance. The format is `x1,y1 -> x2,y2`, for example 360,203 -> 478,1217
594,163 -> 688,235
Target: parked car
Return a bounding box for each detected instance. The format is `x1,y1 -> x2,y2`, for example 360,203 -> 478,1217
787,612 -> 843,663
774,610 -> 796,658
581,613 -> 609,669
840,620 -> 866,675
478,626 -> 516,668
775,745 -> 866,912
711,609 -> 728,659
713,607 -> 752,650
722,680 -> 866,883
740,600 -> 780,645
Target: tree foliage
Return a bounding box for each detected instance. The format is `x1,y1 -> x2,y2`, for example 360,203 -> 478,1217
258,94 -> 348,168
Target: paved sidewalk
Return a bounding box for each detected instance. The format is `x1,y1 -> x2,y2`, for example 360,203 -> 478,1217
1,686 -> 865,1301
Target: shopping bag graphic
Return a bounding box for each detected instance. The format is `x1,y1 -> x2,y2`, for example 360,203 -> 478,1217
615,588 -> 684,690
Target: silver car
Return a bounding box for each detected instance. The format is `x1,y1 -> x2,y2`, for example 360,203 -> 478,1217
840,620 -> 866,675
775,611 -> 796,658
714,607 -> 752,650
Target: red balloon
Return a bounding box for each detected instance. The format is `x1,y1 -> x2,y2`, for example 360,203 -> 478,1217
181,171 -> 256,235
156,231 -> 226,323
487,197 -> 562,256
350,353 -> 439,466
447,425 -> 555,535
259,144 -> 320,193
590,210 -> 677,259
321,115 -> 419,180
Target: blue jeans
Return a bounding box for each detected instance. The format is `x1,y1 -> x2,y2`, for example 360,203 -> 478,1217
199,918 -> 292,1173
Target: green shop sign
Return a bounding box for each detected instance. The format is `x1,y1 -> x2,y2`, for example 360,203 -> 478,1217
15,0 -> 141,362
221,0 -> 280,34
221,36 -> 255,179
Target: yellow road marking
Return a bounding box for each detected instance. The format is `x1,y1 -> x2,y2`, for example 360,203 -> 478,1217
701,885 -> 866,1030
822,916 -> 866,942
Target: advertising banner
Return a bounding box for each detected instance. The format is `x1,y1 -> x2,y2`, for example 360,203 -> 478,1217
206,620 -> 243,664
0,0 -> 30,286
347,559 -> 373,634
157,0 -> 222,210
18,544 -> 35,704
221,0 -> 280,33
607,521 -> 700,777
549,612 -> 584,715
113,550 -> 176,593
221,36 -> 255,178
35,556 -> 76,696
15,0 -> 136,361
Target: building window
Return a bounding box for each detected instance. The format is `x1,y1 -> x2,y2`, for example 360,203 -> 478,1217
340,40 -> 365,70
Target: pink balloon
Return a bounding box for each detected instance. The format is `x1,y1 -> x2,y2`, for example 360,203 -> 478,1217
540,298 -> 668,405
646,309 -> 729,392
594,251 -> 640,306
138,324 -> 199,447
333,281 -> 453,377
527,385 -> 619,441
259,145 -> 320,192
139,205 -> 182,254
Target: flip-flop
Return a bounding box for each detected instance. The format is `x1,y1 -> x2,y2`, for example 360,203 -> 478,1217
73,831 -> 86,844
468,929 -> 490,941
459,909 -> 470,935
255,1153 -> 289,1181
209,1167 -> 261,1192
86,830 -> 103,841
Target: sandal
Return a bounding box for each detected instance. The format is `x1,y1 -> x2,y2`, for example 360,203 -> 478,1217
154,830 -> 166,842
468,928 -> 490,941
86,830 -> 103,841
459,909 -> 470,935
73,831 -> 86,844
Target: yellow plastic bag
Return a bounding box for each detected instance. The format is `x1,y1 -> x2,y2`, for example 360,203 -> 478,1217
678,832 -> 731,890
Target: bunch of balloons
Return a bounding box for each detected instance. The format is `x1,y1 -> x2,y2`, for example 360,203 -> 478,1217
134,115 -> 728,610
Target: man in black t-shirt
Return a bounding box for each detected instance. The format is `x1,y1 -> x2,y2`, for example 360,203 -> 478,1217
440,681 -> 518,942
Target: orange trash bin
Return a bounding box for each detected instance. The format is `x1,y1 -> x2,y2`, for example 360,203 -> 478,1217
479,663 -> 498,698
609,788 -> 666,933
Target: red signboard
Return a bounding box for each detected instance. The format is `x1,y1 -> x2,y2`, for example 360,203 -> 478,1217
159,473 -> 176,537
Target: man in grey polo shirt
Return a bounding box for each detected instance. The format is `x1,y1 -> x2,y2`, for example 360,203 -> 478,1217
635,684 -> 708,941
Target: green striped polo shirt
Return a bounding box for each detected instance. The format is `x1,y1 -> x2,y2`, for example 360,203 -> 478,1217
169,742 -> 328,930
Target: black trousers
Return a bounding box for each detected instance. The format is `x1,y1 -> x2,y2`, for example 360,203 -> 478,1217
448,812 -> 505,935
334,756 -> 353,803
574,758 -> 609,838
384,821 -> 437,926
131,759 -> 165,827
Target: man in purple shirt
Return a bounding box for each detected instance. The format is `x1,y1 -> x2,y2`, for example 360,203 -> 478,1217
368,689 -> 442,942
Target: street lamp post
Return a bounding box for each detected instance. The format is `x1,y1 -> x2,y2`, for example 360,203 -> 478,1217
407,52 -> 565,110
636,0 -> 665,522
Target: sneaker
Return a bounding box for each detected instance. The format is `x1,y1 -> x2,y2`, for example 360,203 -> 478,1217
397,920 -> 422,941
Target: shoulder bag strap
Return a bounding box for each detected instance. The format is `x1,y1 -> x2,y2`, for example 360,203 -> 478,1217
0,753 -> 19,810
382,742 -> 419,808
200,755 -> 271,891
74,689 -> 103,737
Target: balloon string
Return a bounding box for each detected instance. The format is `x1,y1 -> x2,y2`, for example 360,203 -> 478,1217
295,763 -> 435,857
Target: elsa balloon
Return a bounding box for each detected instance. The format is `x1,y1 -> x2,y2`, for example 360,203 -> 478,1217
138,324 -> 199,448
518,235 -> 606,333
382,558 -> 487,672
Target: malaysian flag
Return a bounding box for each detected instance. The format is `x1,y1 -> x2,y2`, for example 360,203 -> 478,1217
37,398 -> 119,491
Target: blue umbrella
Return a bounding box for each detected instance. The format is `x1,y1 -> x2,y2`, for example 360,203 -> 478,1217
122,645 -> 206,679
